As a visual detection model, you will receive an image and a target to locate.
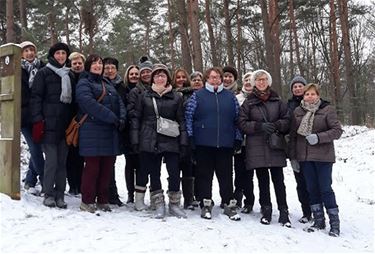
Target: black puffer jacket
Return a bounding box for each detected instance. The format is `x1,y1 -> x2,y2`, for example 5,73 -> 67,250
30,58 -> 75,144
130,88 -> 188,153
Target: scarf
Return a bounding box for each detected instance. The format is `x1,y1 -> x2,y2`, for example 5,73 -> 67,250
152,83 -> 172,96
46,63 -> 72,103
205,82 -> 224,93
297,99 -> 322,136
253,86 -> 271,102
21,58 -> 41,88
224,81 -> 238,93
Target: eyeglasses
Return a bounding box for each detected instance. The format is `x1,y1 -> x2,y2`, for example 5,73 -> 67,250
192,79 -> 202,83
255,78 -> 268,83
208,76 -> 221,80
154,74 -> 167,79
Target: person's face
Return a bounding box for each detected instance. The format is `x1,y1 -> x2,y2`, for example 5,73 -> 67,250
191,76 -> 203,90
254,74 -> 269,91
71,57 -> 84,73
223,72 -> 235,87
103,64 -> 117,80
90,59 -> 103,75
175,71 -> 187,88
22,46 -> 36,62
303,88 -> 319,104
140,69 -> 152,84
153,71 -> 168,87
54,50 -> 67,65
128,67 -> 139,84
207,70 -> 222,88
292,82 -> 305,96
243,76 -> 253,93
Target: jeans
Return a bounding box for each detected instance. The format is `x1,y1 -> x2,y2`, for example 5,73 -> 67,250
300,161 -> 338,209
21,127 -> 45,187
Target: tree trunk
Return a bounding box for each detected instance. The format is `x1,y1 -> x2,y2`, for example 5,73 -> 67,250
188,0 -> 204,72
65,6 -> 71,46
205,0 -> 219,66
168,0 -> 175,70
288,0 -> 303,76
176,0 -> 192,73
19,0 -> 27,41
47,12 -> 57,46
223,0 -> 234,66
6,0 -> 15,43
236,0 -> 242,79
329,0 -> 341,119
338,0 -> 359,124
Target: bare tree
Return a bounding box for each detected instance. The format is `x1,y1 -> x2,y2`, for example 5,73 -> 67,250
205,0 -> 219,66
168,0 -> 176,70
288,0 -> 303,76
223,0 -> 234,66
6,0 -> 15,43
19,0 -> 27,40
175,0 -> 192,73
188,0 -> 204,72
236,0 -> 242,78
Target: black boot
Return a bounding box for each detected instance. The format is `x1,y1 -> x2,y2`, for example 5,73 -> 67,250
327,208 -> 340,237
233,189 -> 243,208
305,204 -> 326,232
181,177 -> 195,210
299,204 -> 312,223
260,206 -> 272,225
278,208 -> 291,228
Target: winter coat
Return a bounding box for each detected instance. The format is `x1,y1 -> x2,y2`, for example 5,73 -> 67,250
130,88 -> 188,154
287,95 -> 303,113
238,90 -> 290,169
30,58 -> 74,144
76,72 -> 126,156
289,99 -> 342,163
185,87 -> 242,148
21,60 -> 45,128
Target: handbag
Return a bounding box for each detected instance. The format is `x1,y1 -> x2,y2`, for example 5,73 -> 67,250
152,97 -> 180,137
257,105 -> 286,150
65,81 -> 107,146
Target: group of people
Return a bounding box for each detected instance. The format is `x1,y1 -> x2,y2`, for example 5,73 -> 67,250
20,40 -> 342,237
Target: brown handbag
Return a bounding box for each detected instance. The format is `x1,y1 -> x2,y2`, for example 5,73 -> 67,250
66,81 -> 106,147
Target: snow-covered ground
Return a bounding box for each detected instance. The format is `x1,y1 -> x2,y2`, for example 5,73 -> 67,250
1,126 -> 374,253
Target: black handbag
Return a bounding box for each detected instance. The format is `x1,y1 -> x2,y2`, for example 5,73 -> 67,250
257,106 -> 286,150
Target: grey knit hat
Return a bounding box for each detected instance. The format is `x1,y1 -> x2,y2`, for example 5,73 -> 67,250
289,75 -> 307,91
151,63 -> 171,84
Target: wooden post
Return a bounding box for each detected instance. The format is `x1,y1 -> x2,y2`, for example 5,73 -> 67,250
0,43 -> 21,200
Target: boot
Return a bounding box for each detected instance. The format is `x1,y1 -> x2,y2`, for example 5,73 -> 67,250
305,204 -> 326,232
223,199 -> 241,221
56,198 -> 67,209
278,208 -> 291,228
134,192 -> 148,211
43,196 -> 56,208
149,186 -> 156,210
97,203 -> 112,212
260,206 -> 272,225
201,199 -> 213,219
233,189 -> 243,208
127,192 -> 134,204
299,204 -> 312,223
151,189 -> 166,219
327,208 -> 340,237
80,202 -> 96,213
168,191 -> 187,218
181,177 -> 195,210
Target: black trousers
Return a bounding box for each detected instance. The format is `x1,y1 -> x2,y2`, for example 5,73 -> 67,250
125,153 -> 139,195
234,148 -> 255,206
195,146 -> 234,206
66,145 -> 84,193
293,168 -> 311,217
255,167 -> 288,210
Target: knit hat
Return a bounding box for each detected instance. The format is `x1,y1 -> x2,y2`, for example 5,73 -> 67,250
250,69 -> 272,87
289,75 -> 307,91
151,63 -> 171,84
19,41 -> 37,52
242,71 -> 252,83
48,42 -> 70,59
223,66 -> 238,80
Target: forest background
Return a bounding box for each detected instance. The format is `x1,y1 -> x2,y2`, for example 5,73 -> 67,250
1,0 -> 374,126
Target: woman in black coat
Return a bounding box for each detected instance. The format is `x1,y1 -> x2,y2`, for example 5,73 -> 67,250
130,64 -> 188,219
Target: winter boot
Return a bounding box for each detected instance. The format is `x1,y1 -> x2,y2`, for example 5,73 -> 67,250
134,192 -> 148,211
127,192 -> 134,204
56,198 -> 67,209
181,177 -> 195,210
327,208 -> 340,237
151,189 -> 166,219
168,191 -> 187,218
241,204 -> 253,214
97,203 -> 112,212
278,208 -> 291,228
201,199 -> 213,219
223,199 -> 241,221
305,204 -> 326,232
43,196 -> 56,208
299,204 -> 312,223
233,189 -> 243,208
80,202 -> 96,213
260,206 -> 272,225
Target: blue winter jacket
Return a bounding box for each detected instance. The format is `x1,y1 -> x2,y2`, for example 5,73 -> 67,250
185,86 -> 242,148
76,72 -> 126,156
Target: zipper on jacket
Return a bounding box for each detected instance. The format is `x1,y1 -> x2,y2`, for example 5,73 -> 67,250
216,92 -> 220,148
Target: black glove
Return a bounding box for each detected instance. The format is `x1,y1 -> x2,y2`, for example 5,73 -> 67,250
131,144 -> 139,154
189,137 -> 196,151
262,122 -> 276,134
233,140 -> 242,154
118,119 -> 126,132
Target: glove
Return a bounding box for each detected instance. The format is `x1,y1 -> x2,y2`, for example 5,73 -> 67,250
32,120 -> 44,143
189,137 -> 196,151
262,122 -> 276,134
131,144 -> 139,154
118,119 -> 126,132
233,140 -> 242,154
306,134 -> 319,145
180,146 -> 190,160
290,160 -> 300,173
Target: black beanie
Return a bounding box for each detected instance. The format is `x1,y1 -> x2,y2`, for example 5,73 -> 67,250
48,42 -> 70,59
223,66 -> 238,80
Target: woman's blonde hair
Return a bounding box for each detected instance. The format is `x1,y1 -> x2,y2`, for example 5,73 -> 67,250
304,83 -> 320,96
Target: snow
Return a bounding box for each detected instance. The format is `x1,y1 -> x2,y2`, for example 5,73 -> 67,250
1,126 -> 374,253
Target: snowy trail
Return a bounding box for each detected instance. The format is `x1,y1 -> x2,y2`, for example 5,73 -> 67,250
1,126 -> 374,253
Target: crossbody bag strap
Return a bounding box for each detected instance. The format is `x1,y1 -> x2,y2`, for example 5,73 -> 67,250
257,105 -> 269,123
152,97 -> 160,119
77,80 -> 107,125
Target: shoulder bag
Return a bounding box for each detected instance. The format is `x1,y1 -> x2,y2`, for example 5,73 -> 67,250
152,97 -> 180,137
